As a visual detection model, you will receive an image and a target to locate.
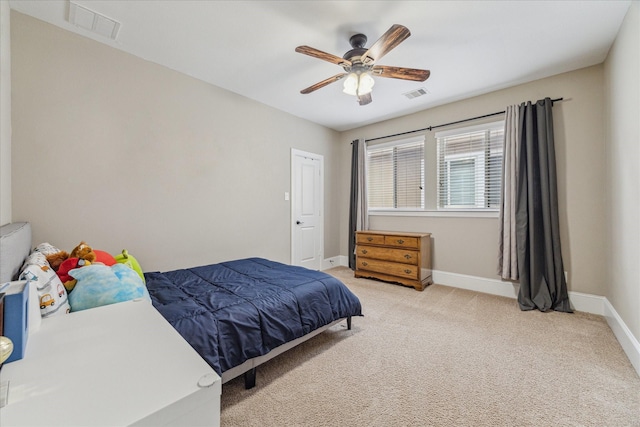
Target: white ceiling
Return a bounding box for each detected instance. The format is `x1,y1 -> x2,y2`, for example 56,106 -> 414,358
9,0 -> 632,131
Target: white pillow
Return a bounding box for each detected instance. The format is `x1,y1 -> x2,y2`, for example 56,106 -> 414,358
33,242 -> 63,256
19,252 -> 70,318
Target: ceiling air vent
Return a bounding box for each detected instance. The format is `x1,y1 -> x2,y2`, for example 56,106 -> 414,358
68,2 -> 121,40
403,88 -> 430,100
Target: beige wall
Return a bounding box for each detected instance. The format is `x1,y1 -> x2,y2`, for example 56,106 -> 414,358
0,1 -> 10,226
10,12 -> 341,271
604,2 -> 639,341
340,65 -> 607,296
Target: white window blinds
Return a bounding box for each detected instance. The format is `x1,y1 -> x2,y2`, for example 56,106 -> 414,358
436,121 -> 503,210
367,136 -> 425,210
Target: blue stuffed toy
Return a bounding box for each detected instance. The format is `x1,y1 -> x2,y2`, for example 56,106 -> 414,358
68,263 -> 150,312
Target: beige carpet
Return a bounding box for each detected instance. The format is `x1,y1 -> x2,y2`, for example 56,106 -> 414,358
221,267 -> 640,426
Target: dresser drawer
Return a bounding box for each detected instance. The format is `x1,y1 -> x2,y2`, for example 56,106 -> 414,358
384,235 -> 420,249
357,234 -> 385,245
357,258 -> 419,280
356,245 -> 419,265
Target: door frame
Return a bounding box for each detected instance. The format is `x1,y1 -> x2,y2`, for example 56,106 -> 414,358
290,148 -> 324,268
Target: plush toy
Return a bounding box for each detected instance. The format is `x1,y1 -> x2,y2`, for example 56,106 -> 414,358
69,241 -> 97,263
58,258 -> 92,292
57,242 -> 117,292
114,250 -> 145,284
70,242 -> 117,267
68,264 -> 150,312
45,251 -> 70,272
32,243 -> 69,272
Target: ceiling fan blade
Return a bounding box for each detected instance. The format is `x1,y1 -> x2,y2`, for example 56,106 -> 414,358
300,73 -> 347,94
361,24 -> 411,65
295,46 -> 352,67
358,93 -> 372,106
372,66 -> 430,82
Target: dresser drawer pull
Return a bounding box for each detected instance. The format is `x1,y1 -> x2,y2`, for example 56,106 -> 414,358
362,249 -> 368,254
404,269 -> 412,274
397,239 -> 405,244
404,254 -> 412,259
362,261 -> 369,267
367,237 -> 373,242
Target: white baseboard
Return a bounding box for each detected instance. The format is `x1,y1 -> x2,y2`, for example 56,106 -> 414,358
603,299 -> 640,376
433,270 -> 519,300
321,255 -> 348,271
432,270 -> 606,315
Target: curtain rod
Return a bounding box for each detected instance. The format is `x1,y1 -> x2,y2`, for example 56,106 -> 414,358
364,97 -> 564,143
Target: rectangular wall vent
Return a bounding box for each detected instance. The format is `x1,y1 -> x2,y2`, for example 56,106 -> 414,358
403,88 -> 430,99
68,2 -> 121,40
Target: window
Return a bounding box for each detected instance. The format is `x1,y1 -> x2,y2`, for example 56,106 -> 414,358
367,136 -> 425,210
436,121 -> 503,210
364,121 -> 504,215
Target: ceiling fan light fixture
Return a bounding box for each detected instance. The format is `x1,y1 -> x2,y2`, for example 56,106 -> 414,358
343,71 -> 375,97
342,73 -> 359,96
357,72 -> 375,96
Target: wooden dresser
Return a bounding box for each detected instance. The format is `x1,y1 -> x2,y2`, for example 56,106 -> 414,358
355,230 -> 432,291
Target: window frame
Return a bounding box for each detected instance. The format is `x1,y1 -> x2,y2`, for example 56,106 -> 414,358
364,120 -> 504,218
435,120 -> 504,212
366,135 -> 426,212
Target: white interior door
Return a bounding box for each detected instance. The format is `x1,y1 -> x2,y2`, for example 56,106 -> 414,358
291,149 -> 323,270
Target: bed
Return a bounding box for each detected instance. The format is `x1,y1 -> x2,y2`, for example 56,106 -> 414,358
145,257 -> 362,388
1,222 -> 362,390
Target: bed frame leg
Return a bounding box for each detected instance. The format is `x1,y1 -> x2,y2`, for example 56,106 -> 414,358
244,368 -> 256,389
347,316 -> 352,330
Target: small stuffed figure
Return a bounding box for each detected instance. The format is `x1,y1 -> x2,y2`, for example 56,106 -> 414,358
70,241 -> 116,267
114,249 -> 145,284
45,251 -> 70,271
69,241 -> 97,264
32,242 -> 69,272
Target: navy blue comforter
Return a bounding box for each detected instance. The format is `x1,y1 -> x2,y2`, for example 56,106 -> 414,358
145,258 -> 362,375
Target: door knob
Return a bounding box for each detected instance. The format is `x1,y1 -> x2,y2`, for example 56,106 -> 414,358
296,221 -> 304,225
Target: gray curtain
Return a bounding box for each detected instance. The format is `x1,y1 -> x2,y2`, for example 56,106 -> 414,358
498,105 -> 520,280
515,98 -> 572,312
349,139 -> 368,269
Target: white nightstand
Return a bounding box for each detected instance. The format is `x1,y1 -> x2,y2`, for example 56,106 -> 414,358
0,299 -> 220,426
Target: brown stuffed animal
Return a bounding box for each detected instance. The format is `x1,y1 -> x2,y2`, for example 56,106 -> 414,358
32,242 -> 69,272
69,241 -> 97,263
45,251 -> 70,271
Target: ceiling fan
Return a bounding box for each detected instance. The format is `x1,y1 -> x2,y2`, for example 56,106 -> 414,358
295,24 -> 430,106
